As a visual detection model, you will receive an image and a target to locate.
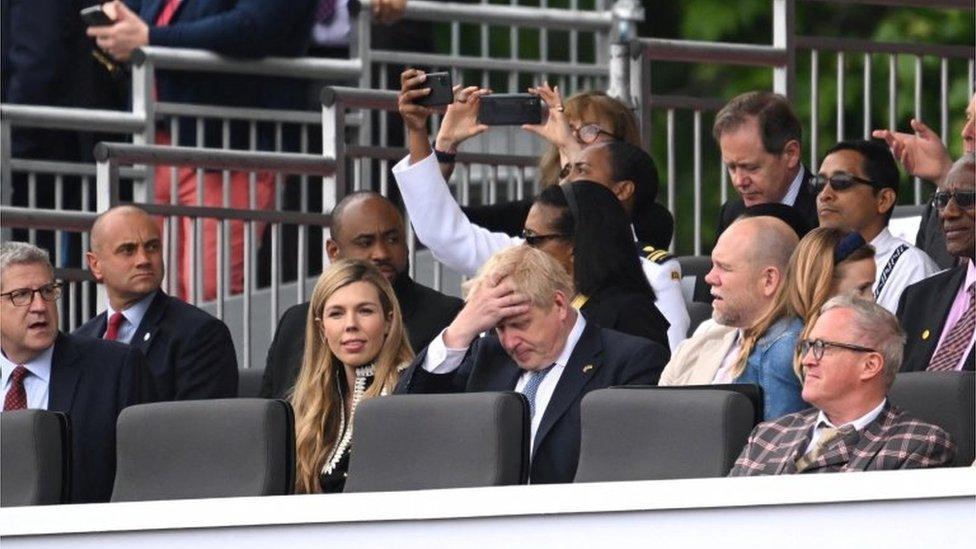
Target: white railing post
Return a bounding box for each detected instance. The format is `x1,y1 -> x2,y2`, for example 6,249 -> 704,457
772,0 -> 795,99
607,0 -> 644,108
131,55 -> 156,202
321,92 -> 344,271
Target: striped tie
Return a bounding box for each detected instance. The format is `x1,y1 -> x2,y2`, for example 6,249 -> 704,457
928,283 -> 975,372
521,365 -> 554,419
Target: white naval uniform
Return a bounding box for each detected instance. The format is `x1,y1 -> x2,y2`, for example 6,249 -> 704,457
870,227 -> 940,314
391,152 -> 690,351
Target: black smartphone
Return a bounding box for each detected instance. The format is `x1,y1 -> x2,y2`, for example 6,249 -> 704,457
415,72 -> 454,107
478,94 -> 543,125
81,5 -> 115,27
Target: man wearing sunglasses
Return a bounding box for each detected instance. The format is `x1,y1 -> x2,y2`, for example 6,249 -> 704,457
897,154 -> 976,373
714,91 -> 818,234
730,294 -> 955,476
815,139 -> 939,313
0,242 -> 153,502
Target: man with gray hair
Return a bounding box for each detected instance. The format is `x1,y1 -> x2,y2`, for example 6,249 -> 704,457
730,295 -> 955,475
1,242 -> 152,502
397,245 -> 669,484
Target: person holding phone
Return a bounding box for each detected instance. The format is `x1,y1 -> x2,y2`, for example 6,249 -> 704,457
84,0 -> 316,302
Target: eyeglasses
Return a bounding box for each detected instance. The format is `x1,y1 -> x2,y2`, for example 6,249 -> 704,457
809,173 -> 878,195
521,229 -> 570,247
572,124 -> 616,145
797,338 -> 876,362
932,190 -> 976,211
0,282 -> 63,307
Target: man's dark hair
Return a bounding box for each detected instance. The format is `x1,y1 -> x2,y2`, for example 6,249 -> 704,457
601,140 -> 671,248
330,191 -> 404,240
738,202 -> 813,240
535,181 -> 654,300
823,139 -> 900,221
712,91 -> 803,154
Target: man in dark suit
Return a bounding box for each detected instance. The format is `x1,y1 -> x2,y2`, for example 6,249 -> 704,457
75,206 -> 238,400
261,191 -> 463,399
397,245 -> 668,484
730,295 -> 955,476
1,242 -> 152,503
713,91 -> 817,235
898,155 -> 975,373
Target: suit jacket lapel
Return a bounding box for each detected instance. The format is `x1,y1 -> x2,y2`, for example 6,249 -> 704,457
769,412 -> 816,474
692,327 -> 739,384
913,266 -> 967,371
532,324 -> 602,454
48,334 -> 81,413
842,405 -> 896,470
89,311 -> 108,338
130,291 -> 168,354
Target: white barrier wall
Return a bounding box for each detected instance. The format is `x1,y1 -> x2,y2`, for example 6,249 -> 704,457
2,467 -> 973,548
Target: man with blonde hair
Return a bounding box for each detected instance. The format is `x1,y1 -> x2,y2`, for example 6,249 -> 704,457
398,245 -> 668,484
730,295 -> 955,475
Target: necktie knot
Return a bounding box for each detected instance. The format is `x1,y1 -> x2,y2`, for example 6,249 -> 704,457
4,365 -> 29,411
9,365 -> 28,384
105,311 -> 125,342
522,364 -> 555,419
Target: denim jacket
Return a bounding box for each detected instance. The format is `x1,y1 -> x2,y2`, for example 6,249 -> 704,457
735,316 -> 808,421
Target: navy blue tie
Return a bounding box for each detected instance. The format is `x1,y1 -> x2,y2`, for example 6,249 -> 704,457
522,365 -> 554,419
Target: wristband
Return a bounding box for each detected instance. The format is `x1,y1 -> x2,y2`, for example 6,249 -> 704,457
434,148 -> 457,164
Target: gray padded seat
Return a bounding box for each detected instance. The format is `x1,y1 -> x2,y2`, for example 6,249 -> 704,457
111,398 -> 294,502
344,392 -> 529,492
1,410 -> 70,506
686,301 -> 714,336
237,368 -> 265,398
574,387 -> 754,482
889,371 -> 975,467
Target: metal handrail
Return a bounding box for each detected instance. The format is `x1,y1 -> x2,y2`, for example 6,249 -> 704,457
368,50 -> 609,76
801,0 -> 973,9
794,35 -> 975,59
320,87 -> 398,110
0,104 -> 146,133
93,143 -> 336,176
0,206 -> 97,232
154,102 -> 322,125
639,38 -> 789,67
132,46 -> 363,79
364,0 -> 615,32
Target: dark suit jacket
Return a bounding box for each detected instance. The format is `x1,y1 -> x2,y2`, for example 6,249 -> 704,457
260,273 -> 463,399
717,167 -> 818,234
74,291 -> 239,400
396,321 -> 669,484
128,0 -> 316,148
48,332 -> 153,502
729,404 -> 955,475
897,264 -> 975,372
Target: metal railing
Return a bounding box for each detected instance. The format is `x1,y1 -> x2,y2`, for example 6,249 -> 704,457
627,0 -> 974,255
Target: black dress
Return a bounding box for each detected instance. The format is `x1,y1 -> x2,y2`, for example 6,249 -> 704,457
576,286 -> 671,360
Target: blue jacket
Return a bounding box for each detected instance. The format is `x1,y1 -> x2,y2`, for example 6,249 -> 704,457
735,316 -> 808,421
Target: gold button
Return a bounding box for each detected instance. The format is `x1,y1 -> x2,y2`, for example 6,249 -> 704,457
922,329 -> 930,340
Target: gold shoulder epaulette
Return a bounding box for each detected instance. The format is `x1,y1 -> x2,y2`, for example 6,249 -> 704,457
642,245 -> 674,265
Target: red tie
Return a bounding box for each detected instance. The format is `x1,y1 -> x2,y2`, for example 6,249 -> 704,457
105,311 -> 126,342
155,0 -> 182,26
4,365 -> 29,411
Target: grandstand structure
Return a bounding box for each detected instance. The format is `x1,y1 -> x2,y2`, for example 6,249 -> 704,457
0,1 -> 974,544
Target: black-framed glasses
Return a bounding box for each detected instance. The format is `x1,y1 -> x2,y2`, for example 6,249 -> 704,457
797,338 -> 877,362
932,190 -> 976,211
0,282 -> 63,307
572,123 -> 617,145
809,173 -> 878,195
521,229 -> 570,247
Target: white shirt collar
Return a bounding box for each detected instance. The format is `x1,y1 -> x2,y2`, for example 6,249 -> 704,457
780,164 -> 807,206
869,227 -> 898,255
552,312 -> 587,369
816,398 -> 886,432
106,290 -> 157,331
1,345 -> 54,386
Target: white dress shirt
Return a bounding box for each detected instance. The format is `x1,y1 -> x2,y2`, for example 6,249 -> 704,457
104,290 -> 157,345
780,165 -> 806,206
870,228 -> 940,313
1,345 -> 54,410
423,313 -> 587,454
804,399 -> 886,455
391,152 -> 690,350
710,329 -> 743,383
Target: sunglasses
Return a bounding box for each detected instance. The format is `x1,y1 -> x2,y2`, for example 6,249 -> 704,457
572,124 -> 617,145
809,173 -> 879,195
932,190 -> 976,211
521,229 -> 570,247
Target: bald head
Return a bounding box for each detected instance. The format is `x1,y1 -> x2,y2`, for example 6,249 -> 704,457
90,205 -> 155,253
738,215 -> 799,270
326,192 -> 408,282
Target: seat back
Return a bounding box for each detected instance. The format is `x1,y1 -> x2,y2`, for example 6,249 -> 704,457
1,410 -> 71,506
111,399 -> 295,501
686,302 -> 714,336
888,371 -> 975,466
574,387 -> 755,482
237,368 -> 265,398
344,392 -> 529,492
